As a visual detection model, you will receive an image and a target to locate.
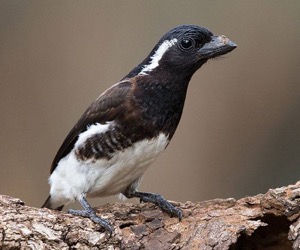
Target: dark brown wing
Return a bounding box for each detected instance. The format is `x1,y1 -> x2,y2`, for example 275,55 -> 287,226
50,80 -> 133,173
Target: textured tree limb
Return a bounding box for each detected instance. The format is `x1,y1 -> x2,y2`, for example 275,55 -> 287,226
1,182 -> 300,249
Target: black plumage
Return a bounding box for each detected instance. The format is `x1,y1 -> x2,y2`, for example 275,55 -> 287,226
42,24 -> 236,234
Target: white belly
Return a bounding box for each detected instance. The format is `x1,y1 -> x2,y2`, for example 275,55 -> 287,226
49,133 -> 169,205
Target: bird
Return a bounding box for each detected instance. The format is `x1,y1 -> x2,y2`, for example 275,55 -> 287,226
42,24 -> 237,234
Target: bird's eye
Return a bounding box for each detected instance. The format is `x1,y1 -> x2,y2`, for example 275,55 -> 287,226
179,38 -> 194,50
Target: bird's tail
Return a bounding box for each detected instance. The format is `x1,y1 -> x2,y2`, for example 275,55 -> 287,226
41,195 -> 64,211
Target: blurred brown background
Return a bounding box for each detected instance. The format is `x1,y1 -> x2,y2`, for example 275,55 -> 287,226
0,1 -> 299,210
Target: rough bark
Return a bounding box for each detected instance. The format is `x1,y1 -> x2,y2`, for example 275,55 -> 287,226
1,182 -> 300,249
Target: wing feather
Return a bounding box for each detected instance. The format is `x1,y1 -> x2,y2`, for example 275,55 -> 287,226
50,80 -> 133,173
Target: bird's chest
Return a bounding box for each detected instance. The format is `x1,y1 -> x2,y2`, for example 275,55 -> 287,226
52,128 -> 169,199
84,132 -> 169,196
136,81 -> 188,137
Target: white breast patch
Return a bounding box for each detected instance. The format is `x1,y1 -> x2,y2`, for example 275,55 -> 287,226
49,133 -> 169,207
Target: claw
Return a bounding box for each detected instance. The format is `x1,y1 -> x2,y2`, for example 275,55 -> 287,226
69,197 -> 113,236
129,191 -> 182,221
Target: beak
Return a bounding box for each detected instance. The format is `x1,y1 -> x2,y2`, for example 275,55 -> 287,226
198,35 -> 237,59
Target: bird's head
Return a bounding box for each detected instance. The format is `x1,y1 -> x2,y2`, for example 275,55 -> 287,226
135,24 -> 237,77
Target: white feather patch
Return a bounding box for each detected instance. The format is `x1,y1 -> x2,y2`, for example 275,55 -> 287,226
139,38 -> 178,75
49,133 -> 169,207
75,122 -> 112,148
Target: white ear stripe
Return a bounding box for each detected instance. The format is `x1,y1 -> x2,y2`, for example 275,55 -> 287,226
139,38 -> 178,75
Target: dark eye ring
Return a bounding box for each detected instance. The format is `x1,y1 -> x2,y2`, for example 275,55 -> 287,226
179,38 -> 194,50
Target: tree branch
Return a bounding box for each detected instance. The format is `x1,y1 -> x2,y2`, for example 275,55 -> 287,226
1,182 -> 300,249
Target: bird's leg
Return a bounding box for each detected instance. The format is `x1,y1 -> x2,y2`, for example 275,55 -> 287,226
125,190 -> 182,220
68,196 -> 113,235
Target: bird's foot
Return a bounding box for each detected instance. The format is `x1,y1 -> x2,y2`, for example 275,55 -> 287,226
132,191 -> 182,220
68,197 -> 113,236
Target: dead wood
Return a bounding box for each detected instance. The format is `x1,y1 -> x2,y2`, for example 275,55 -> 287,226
1,182 -> 300,249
